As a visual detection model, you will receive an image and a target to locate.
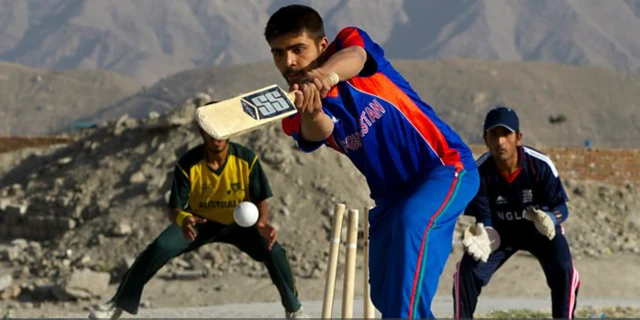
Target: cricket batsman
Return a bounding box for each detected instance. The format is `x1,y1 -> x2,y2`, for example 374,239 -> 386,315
88,102 -> 307,319
264,5 -> 480,318
453,106 -> 580,318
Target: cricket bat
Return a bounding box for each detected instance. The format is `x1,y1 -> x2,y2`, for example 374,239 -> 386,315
195,84 -> 298,140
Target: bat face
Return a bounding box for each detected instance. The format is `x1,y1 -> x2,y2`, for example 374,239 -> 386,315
241,86 -> 296,120
195,85 -> 297,139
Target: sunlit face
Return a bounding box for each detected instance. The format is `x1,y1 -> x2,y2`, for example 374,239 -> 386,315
267,32 -> 329,86
199,128 -> 228,154
484,126 -> 522,164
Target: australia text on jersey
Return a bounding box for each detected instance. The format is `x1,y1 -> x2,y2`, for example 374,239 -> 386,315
339,99 -> 386,152
199,200 -> 240,209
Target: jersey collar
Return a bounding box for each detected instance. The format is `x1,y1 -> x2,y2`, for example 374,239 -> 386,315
497,146 -> 524,184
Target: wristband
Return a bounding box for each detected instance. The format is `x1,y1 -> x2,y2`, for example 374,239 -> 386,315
328,72 -> 339,86
175,211 -> 193,227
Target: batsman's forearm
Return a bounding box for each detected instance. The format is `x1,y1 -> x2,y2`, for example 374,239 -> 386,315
300,112 -> 334,141
319,46 -> 367,81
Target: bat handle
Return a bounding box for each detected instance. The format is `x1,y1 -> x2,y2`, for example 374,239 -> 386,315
285,91 -> 297,103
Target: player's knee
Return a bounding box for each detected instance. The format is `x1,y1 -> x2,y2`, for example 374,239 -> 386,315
557,260 -> 574,276
251,242 -> 284,263
458,255 -> 480,275
547,259 -> 574,285
456,259 -> 492,288
150,237 -> 177,256
267,243 -> 286,260
455,264 -> 474,280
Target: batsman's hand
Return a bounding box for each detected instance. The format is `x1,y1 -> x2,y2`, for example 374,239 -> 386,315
462,223 -> 492,263
182,215 -> 207,242
525,206 -> 556,240
257,222 -> 277,250
290,83 -> 323,116
300,68 -> 339,98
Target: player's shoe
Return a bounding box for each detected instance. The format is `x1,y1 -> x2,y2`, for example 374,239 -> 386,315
285,306 -> 309,319
88,300 -> 123,320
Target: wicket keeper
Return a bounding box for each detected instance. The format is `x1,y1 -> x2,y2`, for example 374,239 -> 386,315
453,106 -> 580,319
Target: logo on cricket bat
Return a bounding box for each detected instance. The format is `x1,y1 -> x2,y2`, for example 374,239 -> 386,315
241,86 -> 295,120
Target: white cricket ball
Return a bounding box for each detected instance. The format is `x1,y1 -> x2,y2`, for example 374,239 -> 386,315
233,201 -> 259,227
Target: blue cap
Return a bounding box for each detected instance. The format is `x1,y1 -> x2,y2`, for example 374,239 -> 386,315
484,106 -> 519,132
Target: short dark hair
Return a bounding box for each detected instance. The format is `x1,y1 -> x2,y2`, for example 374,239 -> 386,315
264,5 -> 325,43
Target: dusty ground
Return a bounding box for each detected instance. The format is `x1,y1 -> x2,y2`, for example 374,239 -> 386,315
2,249 -> 639,318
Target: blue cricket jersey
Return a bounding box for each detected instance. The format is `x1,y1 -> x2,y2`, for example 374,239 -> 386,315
282,26 -> 476,204
464,145 -> 570,233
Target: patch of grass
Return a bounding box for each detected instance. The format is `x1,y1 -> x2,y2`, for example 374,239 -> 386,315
482,308 -> 551,318
576,306 -> 640,318
481,306 -> 640,318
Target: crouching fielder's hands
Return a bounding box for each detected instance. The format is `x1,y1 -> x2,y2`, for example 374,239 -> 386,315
525,206 -> 556,240
462,223 -> 500,263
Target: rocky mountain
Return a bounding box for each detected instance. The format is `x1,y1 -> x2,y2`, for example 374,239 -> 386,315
0,61 -> 141,136
1,1 -> 639,314
1,0 -> 640,84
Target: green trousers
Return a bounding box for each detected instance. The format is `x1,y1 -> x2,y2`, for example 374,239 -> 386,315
110,221 -> 301,314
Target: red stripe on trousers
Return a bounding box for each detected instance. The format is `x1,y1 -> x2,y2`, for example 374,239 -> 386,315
408,169 -> 460,318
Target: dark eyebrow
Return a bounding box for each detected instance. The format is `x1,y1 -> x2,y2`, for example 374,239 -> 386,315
270,42 -> 306,53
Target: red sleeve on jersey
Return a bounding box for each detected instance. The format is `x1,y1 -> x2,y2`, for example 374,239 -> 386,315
326,27 -> 385,77
281,113 -> 301,137
324,27 -> 366,59
335,27 -> 365,49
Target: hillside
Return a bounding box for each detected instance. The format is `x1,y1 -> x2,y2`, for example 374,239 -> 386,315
86,59 -> 640,149
0,136 -> 71,154
0,61 -> 141,136
0,98 -> 638,317
1,0 -> 640,84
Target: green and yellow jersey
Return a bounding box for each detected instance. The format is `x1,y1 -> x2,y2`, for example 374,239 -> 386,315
167,142 -> 272,225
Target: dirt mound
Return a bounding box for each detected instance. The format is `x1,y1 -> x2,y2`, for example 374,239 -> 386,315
0,137 -> 72,154
0,95 -> 638,310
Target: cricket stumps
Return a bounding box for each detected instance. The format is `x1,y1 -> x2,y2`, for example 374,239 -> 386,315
321,203 -> 377,319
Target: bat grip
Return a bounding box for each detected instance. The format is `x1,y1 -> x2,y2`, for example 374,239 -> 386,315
285,91 -> 297,103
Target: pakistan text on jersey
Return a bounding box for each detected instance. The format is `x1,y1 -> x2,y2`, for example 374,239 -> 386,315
339,99 -> 386,152
199,200 -> 239,209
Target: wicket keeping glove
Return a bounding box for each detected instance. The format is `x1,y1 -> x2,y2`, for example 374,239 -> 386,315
525,206 -> 556,240
462,223 -> 493,263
